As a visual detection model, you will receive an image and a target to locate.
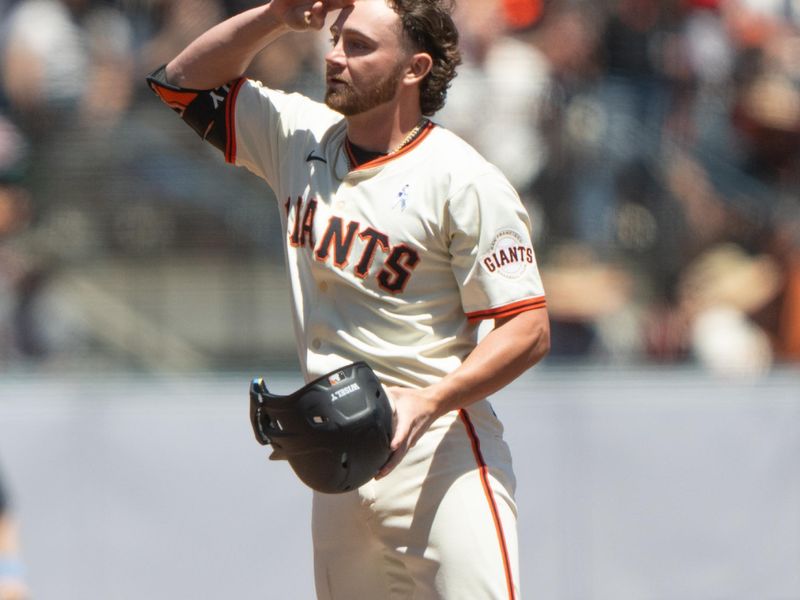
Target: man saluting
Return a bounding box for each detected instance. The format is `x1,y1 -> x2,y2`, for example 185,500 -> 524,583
147,1 -> 550,598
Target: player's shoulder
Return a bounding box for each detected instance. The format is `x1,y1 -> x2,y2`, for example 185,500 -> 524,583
424,124 -> 512,191
426,125 -> 485,162
239,78 -> 343,133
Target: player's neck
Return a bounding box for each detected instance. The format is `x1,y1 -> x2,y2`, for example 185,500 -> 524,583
345,106 -> 425,155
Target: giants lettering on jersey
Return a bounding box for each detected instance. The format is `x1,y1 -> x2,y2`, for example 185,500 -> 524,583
285,196 -> 420,294
480,229 -> 534,279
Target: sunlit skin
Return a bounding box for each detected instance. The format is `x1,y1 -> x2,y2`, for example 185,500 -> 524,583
323,1 -> 433,151
324,4 -> 406,115
324,42 -> 406,117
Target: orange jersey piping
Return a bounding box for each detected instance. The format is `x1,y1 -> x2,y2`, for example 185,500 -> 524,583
466,296 -> 547,323
350,121 -> 435,171
225,78 -> 246,164
459,409 -> 517,600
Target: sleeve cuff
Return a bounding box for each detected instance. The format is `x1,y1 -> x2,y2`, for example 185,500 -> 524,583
145,64 -> 201,116
465,296 -> 547,323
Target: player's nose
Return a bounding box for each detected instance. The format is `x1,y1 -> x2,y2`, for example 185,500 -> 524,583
325,40 -> 346,67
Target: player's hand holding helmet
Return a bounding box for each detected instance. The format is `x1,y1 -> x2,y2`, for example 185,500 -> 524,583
249,361 -> 393,493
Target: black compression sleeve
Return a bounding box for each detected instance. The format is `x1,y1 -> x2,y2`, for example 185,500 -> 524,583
146,65 -> 244,156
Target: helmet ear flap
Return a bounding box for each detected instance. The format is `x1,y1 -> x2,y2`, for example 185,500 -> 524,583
249,378 -> 286,445
248,362 -> 393,493
249,378 -> 269,445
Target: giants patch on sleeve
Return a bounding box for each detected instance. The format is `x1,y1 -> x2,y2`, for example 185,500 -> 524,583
480,230 -> 534,279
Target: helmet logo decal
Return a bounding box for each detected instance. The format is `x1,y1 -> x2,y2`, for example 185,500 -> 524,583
331,382 -> 361,402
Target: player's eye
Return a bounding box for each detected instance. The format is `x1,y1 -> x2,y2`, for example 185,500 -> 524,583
345,39 -> 369,52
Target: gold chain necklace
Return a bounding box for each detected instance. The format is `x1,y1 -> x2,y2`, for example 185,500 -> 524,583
389,118 -> 428,154
344,118 -> 428,170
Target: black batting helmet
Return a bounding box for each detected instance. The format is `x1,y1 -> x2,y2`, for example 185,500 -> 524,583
249,361 -> 394,494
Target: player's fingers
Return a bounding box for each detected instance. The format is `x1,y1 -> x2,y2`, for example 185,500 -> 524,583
305,0 -> 353,29
324,0 -> 356,10
376,420 -> 408,479
375,446 -> 405,479
304,1 -> 325,29
388,421 -> 407,452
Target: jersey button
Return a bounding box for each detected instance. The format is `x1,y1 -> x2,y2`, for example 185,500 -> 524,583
319,282 -> 328,293
312,339 -> 322,350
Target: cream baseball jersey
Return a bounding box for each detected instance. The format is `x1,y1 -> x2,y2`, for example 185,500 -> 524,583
236,79 -> 545,385
148,71 -> 546,386
148,65 -> 535,600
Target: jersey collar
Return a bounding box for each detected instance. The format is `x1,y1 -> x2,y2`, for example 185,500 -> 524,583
346,121 -> 435,172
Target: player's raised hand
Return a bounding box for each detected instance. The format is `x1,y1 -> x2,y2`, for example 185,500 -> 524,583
376,386 -> 443,479
270,0 -> 355,32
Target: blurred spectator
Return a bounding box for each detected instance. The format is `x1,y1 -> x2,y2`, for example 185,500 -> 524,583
0,113 -> 37,362
0,0 -> 136,261
538,242 -> 641,361
677,243 -> 783,376
566,0 -> 679,252
776,249 -> 800,361
441,1 -> 597,194
0,0 -> 135,130
0,111 -> 92,365
1,0 -> 89,126
0,471 -> 27,600
137,0 -> 224,72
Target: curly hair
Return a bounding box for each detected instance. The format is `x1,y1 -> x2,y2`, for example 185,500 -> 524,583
388,0 -> 462,116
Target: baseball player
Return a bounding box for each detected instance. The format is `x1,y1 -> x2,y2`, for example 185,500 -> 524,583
147,0 -> 550,597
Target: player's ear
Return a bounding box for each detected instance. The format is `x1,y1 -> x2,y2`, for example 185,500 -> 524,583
403,52 -> 433,86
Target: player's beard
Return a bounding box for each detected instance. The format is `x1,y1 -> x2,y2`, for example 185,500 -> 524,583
325,62 -> 405,117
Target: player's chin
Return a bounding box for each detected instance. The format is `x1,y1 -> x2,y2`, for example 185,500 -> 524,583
325,80 -> 348,97
325,98 -> 355,117
324,91 -> 343,111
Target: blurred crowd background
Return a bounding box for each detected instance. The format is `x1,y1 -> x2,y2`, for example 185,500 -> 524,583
0,0 -> 799,375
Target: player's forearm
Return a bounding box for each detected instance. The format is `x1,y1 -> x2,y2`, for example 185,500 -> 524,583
430,308 -> 550,414
165,5 -> 288,89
